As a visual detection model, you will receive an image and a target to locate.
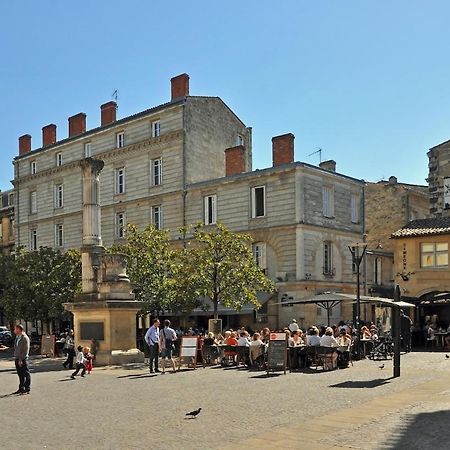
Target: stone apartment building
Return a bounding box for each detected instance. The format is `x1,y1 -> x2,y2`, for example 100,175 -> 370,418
364,177 -> 429,302
0,189 -> 15,255
12,73 -> 364,329
428,139 -> 450,217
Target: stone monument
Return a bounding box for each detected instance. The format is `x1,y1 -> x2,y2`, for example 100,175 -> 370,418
64,158 -> 144,365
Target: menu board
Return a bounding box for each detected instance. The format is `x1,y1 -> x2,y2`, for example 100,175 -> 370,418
178,337 -> 199,370
267,332 -> 287,374
40,335 -> 55,357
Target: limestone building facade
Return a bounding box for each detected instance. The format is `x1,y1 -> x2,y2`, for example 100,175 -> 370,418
12,74 -> 364,329
0,189 -> 15,255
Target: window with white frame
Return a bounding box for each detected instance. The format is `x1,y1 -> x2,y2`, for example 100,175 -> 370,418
204,195 -> 217,225
374,257 -> 382,285
115,168 -> 125,194
251,186 -> 266,218
30,229 -> 37,251
252,242 -> 267,272
30,161 -> 37,175
84,142 -> 92,158
322,186 -> 334,218
237,134 -> 244,146
152,120 -> 161,138
54,184 -> 64,208
151,158 -> 163,186
30,191 -> 37,214
421,243 -> 448,268
116,132 -> 125,148
54,224 -> 64,247
323,241 -> 334,276
56,152 -> 63,167
351,194 -> 360,223
152,205 -> 163,230
115,212 -> 126,239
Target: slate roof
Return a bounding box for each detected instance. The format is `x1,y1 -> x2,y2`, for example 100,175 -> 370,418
391,217 -> 450,238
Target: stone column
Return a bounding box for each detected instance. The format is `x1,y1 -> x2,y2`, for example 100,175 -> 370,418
80,158 -> 105,295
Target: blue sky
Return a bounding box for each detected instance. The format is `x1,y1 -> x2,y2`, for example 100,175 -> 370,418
1,0 -> 450,191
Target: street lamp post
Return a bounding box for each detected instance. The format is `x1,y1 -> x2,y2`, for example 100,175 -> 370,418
349,243 -> 367,360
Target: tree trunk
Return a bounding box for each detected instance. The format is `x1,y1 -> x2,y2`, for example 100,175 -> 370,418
213,299 -> 219,320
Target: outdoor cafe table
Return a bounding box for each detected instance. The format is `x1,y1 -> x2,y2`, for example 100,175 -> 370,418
433,331 -> 449,349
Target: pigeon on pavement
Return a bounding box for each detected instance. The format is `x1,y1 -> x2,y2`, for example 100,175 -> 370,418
379,364 -> 385,369
186,408 -> 202,419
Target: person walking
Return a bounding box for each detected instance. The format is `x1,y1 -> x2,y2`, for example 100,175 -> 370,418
160,320 -> 178,374
70,346 -> 87,379
63,330 -> 75,369
13,324 -> 31,394
144,319 -> 160,373
400,310 -> 413,353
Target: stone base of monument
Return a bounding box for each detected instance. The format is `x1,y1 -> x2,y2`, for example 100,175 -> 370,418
65,299 -> 144,367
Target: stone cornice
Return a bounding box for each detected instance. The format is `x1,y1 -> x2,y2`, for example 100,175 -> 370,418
14,130 -> 183,186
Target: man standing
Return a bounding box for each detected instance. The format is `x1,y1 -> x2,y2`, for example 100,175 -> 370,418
400,310 -> 413,353
13,324 -> 31,394
63,330 -> 75,369
160,320 -> 178,374
144,319 -> 160,373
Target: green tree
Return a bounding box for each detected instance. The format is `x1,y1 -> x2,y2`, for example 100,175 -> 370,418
189,223 -> 276,319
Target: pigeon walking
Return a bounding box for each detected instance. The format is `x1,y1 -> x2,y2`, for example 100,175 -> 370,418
186,408 -> 202,419
445,354 -> 449,359
379,364 -> 385,369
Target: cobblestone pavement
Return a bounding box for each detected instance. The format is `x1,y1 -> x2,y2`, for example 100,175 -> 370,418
0,352 -> 449,450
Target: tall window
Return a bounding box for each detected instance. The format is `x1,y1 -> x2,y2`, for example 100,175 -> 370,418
54,184 -> 64,208
151,159 -> 163,186
8,193 -> 14,206
152,205 -> 163,230
54,224 -> 64,247
204,195 -> 217,225
351,246 -> 357,274
30,161 -> 37,175
322,186 -> 334,218
30,191 -> 37,214
84,142 -> 92,158
116,132 -> 125,148
56,152 -> 63,167
152,120 -> 161,138
115,168 -> 125,194
237,134 -> 244,146
421,243 -> 448,268
323,241 -> 333,276
115,212 -> 126,239
30,229 -> 37,251
374,258 -> 382,285
253,242 -> 267,272
351,194 -> 360,223
251,186 -> 266,218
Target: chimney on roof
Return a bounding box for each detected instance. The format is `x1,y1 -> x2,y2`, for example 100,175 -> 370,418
19,134 -> 32,156
42,124 -> 57,147
319,160 -> 336,172
272,133 -> 295,166
225,145 -> 246,176
389,176 -> 398,185
171,73 -> 190,101
68,112 -> 86,137
101,101 -> 117,126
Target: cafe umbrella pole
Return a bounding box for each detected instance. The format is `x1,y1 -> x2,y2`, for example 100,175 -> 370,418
349,243 -> 367,361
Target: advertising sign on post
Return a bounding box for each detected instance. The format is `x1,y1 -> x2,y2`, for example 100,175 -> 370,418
208,319 -> 222,337
267,332 -> 287,375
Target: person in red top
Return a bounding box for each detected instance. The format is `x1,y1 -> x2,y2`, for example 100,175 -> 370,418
225,331 -> 238,364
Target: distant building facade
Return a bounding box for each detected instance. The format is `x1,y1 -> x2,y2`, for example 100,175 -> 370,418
0,189 -> 15,254
12,74 -> 364,330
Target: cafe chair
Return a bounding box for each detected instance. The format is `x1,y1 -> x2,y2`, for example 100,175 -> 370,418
315,346 -> 338,371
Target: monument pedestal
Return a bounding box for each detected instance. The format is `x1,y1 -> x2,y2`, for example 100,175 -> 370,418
66,299 -> 144,366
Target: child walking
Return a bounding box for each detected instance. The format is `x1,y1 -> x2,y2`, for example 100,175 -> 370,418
71,346 -> 87,379
84,347 -> 93,374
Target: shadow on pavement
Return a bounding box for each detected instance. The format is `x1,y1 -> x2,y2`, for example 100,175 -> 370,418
382,410 -> 450,449
117,373 -> 158,379
249,373 -> 282,379
329,378 -> 391,389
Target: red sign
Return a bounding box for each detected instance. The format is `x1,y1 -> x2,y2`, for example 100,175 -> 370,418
270,332 -> 286,341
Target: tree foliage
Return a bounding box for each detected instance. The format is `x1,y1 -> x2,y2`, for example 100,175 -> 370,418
0,247 -> 81,325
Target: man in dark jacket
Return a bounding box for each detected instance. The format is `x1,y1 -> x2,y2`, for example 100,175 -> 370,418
13,324 -> 31,394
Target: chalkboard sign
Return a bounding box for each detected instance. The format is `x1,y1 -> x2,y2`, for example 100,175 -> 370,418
267,332 -> 287,375
208,319 -> 222,337
178,337 -> 199,370
80,322 -> 104,341
40,335 -> 55,357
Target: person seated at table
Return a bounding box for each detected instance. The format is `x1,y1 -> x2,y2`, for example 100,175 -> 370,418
306,327 -> 321,346
290,330 -> 304,347
370,329 -> 379,341
337,329 -> 352,348
216,333 -> 226,345
360,326 -> 371,340
203,332 -> 217,346
249,333 -> 265,366
260,328 -> 270,344
225,332 -> 238,346
319,326 -> 327,337
320,327 -> 339,347
237,331 -> 250,347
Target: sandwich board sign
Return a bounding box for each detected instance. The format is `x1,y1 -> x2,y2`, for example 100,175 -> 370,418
178,337 -> 199,370
40,334 -> 55,357
267,332 -> 287,375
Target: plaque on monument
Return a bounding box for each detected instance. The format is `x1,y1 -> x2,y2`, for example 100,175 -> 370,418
80,322 -> 105,341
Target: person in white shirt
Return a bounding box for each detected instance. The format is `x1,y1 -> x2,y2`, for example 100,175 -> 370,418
237,331 -> 250,347
70,346 -> 87,379
320,327 -> 339,347
306,327 -> 321,346
288,319 -> 299,334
